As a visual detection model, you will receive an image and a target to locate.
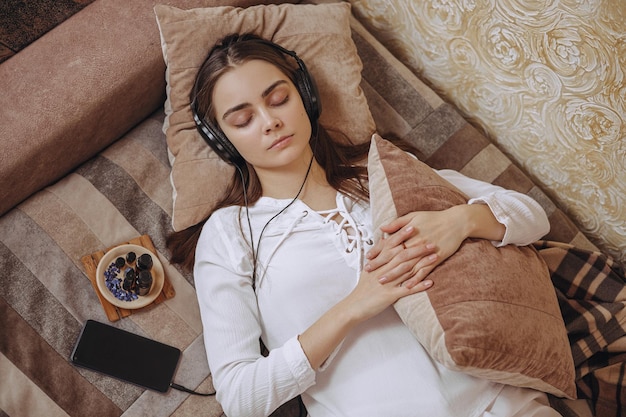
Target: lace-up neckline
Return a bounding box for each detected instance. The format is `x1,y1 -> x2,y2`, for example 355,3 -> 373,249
318,195 -> 373,275
251,193 -> 374,288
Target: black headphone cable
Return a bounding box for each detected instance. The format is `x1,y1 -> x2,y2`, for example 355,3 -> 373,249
237,146 -> 316,290
233,126 -> 319,417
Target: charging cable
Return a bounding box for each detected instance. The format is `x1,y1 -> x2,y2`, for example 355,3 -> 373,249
170,382 -> 216,396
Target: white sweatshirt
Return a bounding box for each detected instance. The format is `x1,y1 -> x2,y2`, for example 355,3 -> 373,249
194,169 -> 550,417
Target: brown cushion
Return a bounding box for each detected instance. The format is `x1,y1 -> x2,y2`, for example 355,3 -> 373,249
368,133 -> 577,399
154,2 -> 376,231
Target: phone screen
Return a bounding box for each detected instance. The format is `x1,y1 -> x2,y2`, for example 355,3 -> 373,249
71,320 -> 181,392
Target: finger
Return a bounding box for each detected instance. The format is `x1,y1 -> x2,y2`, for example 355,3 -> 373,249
365,238 -> 384,261
402,244 -> 438,264
379,215 -> 411,234
397,268 -> 428,290
398,278 -> 433,295
377,252 -> 421,284
365,235 -> 410,271
386,226 -> 415,248
402,266 -> 436,289
405,238 -> 436,254
412,252 -> 439,273
371,242 -> 436,277
403,253 -> 439,287
371,227 -> 416,265
365,242 -> 394,272
368,243 -> 408,273
387,226 -> 415,249
381,247 -> 439,284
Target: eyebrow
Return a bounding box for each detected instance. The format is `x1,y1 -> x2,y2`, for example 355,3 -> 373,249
221,79 -> 289,121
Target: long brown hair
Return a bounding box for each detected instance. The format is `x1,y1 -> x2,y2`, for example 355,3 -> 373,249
167,33 -> 370,272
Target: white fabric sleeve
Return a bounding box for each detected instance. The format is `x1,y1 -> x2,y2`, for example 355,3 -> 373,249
194,215 -> 315,417
436,169 -> 550,246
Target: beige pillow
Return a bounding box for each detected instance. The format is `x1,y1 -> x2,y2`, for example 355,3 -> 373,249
368,134 -> 577,399
155,3 -> 375,231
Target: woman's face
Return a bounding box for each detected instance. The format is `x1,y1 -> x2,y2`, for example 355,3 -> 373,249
213,59 -> 313,172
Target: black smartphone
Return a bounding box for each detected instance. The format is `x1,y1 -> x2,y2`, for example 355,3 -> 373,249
71,320 -> 181,392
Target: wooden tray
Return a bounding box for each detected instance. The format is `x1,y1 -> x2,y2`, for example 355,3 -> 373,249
81,235 -> 175,322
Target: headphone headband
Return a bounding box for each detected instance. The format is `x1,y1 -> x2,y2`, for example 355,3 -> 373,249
191,38 -> 321,167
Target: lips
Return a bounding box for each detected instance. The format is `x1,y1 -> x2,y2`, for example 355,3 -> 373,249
268,134 -> 293,150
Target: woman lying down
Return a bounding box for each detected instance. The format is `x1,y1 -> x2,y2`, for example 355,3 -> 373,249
167,33 -> 559,417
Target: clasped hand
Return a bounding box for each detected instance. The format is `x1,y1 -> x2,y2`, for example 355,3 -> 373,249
346,208 -> 468,322
367,207 -> 468,284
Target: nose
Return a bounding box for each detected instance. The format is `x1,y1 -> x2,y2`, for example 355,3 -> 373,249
261,108 -> 282,134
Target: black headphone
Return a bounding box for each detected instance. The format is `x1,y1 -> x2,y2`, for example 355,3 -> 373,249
191,39 -> 321,167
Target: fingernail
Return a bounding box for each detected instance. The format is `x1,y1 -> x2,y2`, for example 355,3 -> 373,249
428,254 -> 437,260
423,280 -> 433,287
426,243 -> 436,250
378,276 -> 387,284
365,263 -> 372,271
405,226 -> 414,233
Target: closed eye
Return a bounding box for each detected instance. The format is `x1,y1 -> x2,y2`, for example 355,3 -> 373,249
233,114 -> 252,128
269,91 -> 289,107
231,90 -> 290,128
222,80 -> 292,128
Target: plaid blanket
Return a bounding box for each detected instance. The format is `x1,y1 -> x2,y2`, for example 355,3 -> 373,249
535,241 -> 626,417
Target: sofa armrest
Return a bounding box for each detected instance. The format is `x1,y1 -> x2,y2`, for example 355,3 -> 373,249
0,0 -> 289,216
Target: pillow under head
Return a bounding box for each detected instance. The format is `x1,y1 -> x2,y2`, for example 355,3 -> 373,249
368,134 -> 576,399
155,3 -> 375,231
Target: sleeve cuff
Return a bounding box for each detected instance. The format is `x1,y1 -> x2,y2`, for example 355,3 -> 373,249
283,336 -> 316,389
468,191 -> 550,246
467,196 -> 512,247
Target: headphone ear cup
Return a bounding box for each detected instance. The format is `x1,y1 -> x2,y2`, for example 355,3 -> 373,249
192,110 -> 244,166
294,67 -> 321,123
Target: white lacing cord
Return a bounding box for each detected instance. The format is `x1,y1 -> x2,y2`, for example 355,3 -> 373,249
320,209 -> 356,253
319,202 -> 373,274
